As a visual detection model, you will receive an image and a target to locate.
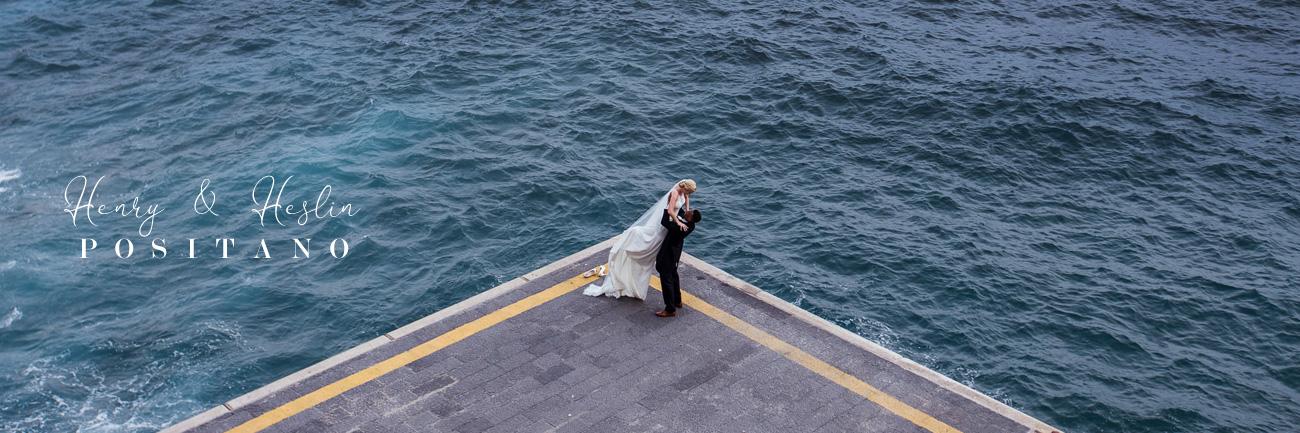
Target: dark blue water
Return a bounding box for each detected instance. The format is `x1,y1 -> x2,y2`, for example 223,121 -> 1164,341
2,1 -> 1298,432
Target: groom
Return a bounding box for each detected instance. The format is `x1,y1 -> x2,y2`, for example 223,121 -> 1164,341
655,207 -> 702,317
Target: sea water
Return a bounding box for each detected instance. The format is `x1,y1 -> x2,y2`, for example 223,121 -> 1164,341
1,1 -> 1297,432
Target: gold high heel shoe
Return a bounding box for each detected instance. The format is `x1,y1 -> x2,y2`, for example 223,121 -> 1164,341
581,264 -> 608,278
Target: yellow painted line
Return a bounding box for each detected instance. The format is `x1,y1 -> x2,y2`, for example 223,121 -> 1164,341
651,276 -> 961,433
224,272 -> 596,433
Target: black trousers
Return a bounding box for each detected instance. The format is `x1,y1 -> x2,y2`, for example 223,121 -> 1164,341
657,262 -> 681,312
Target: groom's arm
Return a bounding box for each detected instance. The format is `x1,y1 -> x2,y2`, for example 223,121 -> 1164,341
660,210 -> 681,234
666,208 -> 689,232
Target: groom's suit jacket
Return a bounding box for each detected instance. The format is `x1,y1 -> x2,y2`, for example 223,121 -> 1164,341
656,209 -> 694,269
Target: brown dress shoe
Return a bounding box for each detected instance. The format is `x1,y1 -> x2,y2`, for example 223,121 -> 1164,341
654,310 -> 676,317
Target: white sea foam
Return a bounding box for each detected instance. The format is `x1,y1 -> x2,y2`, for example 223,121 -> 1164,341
0,307 -> 21,328
0,168 -> 20,183
0,260 -> 14,271
0,168 -> 19,193
2,356 -> 194,433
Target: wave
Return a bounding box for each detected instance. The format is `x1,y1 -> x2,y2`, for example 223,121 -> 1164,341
20,16 -> 82,36
0,168 -> 18,193
0,320 -> 246,432
0,307 -> 21,328
3,53 -> 84,77
0,357 -> 198,433
0,168 -> 19,183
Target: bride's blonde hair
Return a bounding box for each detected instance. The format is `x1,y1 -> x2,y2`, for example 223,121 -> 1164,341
677,179 -> 697,194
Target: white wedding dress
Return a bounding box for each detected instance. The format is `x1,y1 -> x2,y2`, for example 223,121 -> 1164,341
582,185 -> 677,300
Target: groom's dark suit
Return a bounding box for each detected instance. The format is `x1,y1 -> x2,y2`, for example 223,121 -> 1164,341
656,209 -> 695,313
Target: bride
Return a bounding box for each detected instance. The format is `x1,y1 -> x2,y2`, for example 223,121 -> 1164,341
583,179 -> 697,299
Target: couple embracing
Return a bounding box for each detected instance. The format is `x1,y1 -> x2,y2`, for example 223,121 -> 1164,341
582,179 -> 703,317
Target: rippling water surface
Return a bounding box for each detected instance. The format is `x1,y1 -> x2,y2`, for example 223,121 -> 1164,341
2,1 -> 1298,432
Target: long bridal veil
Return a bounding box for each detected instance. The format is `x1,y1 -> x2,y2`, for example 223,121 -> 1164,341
582,185 -> 674,299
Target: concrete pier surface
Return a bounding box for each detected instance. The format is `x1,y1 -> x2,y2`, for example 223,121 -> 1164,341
163,238 -> 1061,433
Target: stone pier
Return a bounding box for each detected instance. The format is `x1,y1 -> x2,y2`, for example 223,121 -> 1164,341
162,238 -> 1060,433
